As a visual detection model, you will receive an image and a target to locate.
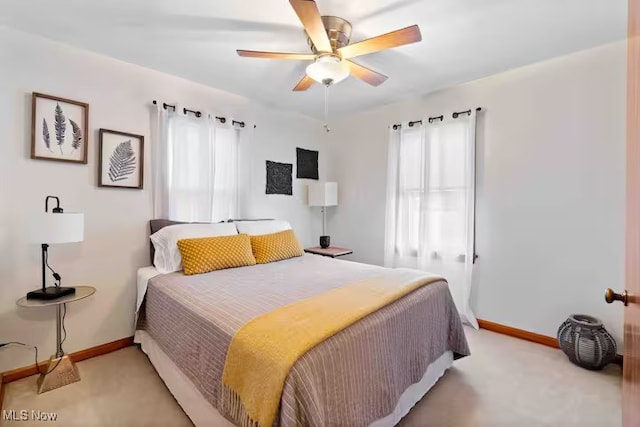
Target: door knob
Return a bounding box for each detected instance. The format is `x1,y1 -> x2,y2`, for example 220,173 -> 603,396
604,288 -> 628,306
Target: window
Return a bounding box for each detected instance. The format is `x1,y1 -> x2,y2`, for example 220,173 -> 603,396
394,122 -> 473,259
153,111 -> 239,223
395,127 -> 423,257
385,114 -> 478,326
424,122 -> 472,259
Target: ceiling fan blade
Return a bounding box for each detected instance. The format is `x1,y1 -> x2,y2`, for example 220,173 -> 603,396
289,0 -> 332,53
338,25 -> 422,59
237,50 -> 316,60
347,61 -> 389,86
293,74 -> 315,91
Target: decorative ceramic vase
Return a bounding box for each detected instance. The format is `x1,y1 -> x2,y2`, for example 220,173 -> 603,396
557,314 -> 616,370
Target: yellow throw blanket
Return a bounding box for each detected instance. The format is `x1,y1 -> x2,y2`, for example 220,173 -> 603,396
221,271 -> 442,427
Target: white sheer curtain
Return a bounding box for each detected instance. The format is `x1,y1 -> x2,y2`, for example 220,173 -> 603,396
151,106 -> 239,223
385,112 -> 478,328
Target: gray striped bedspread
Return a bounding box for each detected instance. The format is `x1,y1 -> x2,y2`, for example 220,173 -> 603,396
136,254 -> 470,426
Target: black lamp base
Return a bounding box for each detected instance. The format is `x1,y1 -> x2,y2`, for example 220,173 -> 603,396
319,235 -> 330,248
27,287 -> 76,300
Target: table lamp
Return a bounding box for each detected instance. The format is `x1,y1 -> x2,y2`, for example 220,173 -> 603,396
308,182 -> 338,248
27,196 -> 84,300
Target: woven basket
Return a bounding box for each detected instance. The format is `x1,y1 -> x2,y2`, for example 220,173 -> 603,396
557,314 -> 616,370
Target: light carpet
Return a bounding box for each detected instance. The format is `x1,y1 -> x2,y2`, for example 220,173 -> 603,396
2,327 -> 621,427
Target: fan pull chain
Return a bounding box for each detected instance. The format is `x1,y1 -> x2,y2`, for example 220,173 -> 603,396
323,84 -> 331,133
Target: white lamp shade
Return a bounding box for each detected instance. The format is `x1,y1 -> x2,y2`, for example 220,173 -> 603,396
306,56 -> 350,85
29,212 -> 84,244
308,182 -> 338,207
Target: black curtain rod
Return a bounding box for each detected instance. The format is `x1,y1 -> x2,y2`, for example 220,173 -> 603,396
452,107 -> 482,118
415,107 -> 483,125
152,100 -> 251,128
152,100 -> 176,111
183,107 -> 202,118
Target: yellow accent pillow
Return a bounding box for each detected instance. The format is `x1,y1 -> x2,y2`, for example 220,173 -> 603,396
177,234 -> 256,275
250,229 -> 304,264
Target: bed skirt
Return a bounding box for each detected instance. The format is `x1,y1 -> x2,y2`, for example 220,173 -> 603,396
134,330 -> 454,427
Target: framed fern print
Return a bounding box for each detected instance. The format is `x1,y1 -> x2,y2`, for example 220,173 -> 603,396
98,129 -> 144,189
31,92 -> 89,164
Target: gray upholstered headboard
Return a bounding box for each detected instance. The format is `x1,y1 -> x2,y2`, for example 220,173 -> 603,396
148,218 -> 274,265
149,219 -> 189,235
149,219 -> 190,264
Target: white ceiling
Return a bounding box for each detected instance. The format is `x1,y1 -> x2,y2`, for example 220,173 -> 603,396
0,0 -> 627,119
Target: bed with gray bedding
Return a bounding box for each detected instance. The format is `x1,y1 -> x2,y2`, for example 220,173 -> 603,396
136,254 -> 469,426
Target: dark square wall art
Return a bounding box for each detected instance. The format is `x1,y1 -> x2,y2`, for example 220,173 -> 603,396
296,147 -> 319,180
266,160 -> 293,195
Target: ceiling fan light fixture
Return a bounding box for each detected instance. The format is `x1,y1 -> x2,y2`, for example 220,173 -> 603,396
306,55 -> 350,86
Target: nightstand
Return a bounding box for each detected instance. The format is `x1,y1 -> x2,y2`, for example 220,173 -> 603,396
16,285 -> 96,394
304,247 -> 353,258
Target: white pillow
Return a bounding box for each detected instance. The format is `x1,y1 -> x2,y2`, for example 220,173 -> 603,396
150,223 -> 238,273
233,220 -> 292,236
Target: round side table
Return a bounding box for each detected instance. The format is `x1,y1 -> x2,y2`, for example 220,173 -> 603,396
16,285 -> 96,394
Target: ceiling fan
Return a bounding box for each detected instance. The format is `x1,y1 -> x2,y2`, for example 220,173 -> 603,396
237,0 -> 422,91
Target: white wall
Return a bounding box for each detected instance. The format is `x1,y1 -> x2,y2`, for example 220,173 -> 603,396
327,42 -> 626,344
238,121 -> 332,243
0,27 -> 626,374
0,27 -> 330,372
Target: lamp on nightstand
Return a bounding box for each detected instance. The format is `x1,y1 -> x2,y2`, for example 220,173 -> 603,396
27,196 -> 84,300
308,182 -> 338,248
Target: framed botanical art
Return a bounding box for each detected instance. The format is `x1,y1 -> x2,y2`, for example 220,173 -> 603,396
31,92 -> 89,164
98,129 -> 144,189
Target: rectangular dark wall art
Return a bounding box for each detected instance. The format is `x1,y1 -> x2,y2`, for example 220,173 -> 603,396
296,147 -> 319,179
266,160 -> 293,195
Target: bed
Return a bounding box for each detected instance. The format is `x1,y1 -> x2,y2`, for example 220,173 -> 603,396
135,222 -> 469,427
